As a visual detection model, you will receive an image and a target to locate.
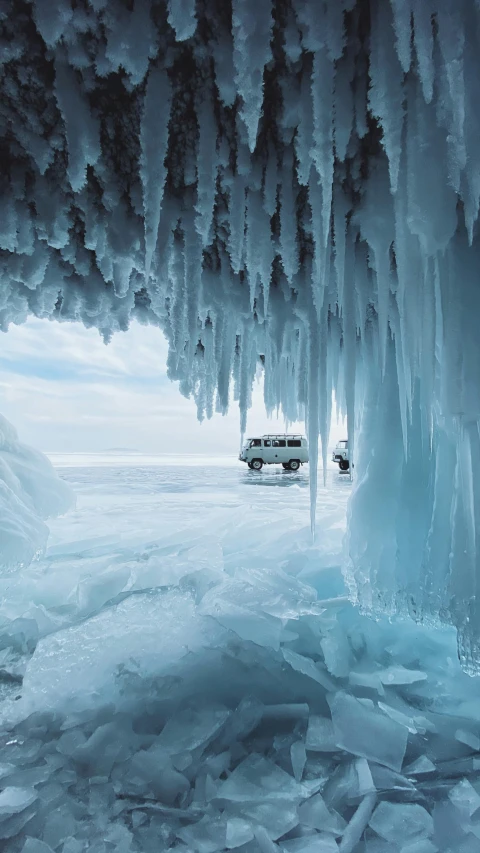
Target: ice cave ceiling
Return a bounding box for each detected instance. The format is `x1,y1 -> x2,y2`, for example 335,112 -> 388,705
2,0 -> 480,667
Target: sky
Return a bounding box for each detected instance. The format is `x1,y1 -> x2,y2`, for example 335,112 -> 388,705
0,318 -> 345,456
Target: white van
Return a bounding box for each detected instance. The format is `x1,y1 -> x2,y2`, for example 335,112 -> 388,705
239,435 -> 308,470
332,440 -> 349,471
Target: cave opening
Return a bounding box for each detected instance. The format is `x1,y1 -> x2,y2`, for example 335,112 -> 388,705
2,1 -> 480,849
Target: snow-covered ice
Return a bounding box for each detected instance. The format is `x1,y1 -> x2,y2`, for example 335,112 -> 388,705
0,417 -> 74,571
0,458 -> 478,851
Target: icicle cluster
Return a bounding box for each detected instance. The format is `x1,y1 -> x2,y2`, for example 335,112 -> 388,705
2,0 -> 480,667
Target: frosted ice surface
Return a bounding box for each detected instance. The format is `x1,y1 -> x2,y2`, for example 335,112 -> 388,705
320,632 -> 352,679
0,764 -> 15,780
404,756 -> 436,775
281,834 -> 339,853
376,701 -> 422,735
348,670 -> 385,695
239,800 -> 299,841
305,716 -> 337,753
254,824 -> 282,853
339,792 -> 377,853
369,802 -> 434,843
328,692 -> 408,771
297,794 -> 346,834
20,589 -> 224,712
448,779 -> 480,817
157,708 -> 230,755
399,841 -> 439,853
455,729 -> 480,751
177,814 -> 227,853
290,741 -> 307,782
226,817 -> 254,849
376,666 -> 427,686
202,600 -> 282,650
355,758 -> 375,796
216,755 -> 307,803
0,788 -> 37,818
282,648 -> 336,690
21,841 -> 55,853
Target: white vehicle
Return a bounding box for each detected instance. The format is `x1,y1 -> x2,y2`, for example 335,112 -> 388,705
332,439 -> 349,471
239,434 -> 308,471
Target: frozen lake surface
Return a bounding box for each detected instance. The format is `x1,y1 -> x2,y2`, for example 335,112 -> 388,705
0,458 -> 479,852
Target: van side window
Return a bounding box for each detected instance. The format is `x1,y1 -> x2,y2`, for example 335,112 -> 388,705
287,439 -> 301,447
250,439 -> 261,447
263,440 -> 271,447
272,440 -> 286,447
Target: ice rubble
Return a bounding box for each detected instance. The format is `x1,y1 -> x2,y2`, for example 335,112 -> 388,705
2,0 -> 480,661
0,415 -> 74,570
0,463 -> 479,853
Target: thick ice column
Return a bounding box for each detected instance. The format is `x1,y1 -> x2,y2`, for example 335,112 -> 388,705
347,314 -> 480,671
346,331 -> 405,613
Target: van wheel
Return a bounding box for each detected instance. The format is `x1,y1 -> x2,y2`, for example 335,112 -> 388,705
289,459 -> 300,471
247,462 -> 254,469
282,463 -> 290,470
339,459 -> 349,471
251,459 -> 263,470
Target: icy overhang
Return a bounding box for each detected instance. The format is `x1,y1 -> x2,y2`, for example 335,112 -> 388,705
2,0 -> 480,668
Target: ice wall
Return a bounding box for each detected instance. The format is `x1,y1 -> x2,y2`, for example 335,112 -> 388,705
0,415 -> 74,569
1,1 -> 480,665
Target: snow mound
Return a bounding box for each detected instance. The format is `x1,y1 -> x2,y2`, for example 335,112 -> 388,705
0,415 -> 74,570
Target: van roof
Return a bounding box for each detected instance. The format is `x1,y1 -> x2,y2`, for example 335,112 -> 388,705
245,434 -> 306,439
264,433 -> 305,437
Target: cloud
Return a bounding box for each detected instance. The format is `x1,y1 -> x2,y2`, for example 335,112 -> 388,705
0,318 -> 313,454
0,318 -> 346,456
1,317 -> 168,380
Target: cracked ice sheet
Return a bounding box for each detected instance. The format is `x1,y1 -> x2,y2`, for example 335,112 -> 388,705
5,461 -> 347,717
0,459 -> 480,851
18,589 -> 226,716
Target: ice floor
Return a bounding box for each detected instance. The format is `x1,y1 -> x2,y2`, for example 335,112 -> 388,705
0,459 -> 479,852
